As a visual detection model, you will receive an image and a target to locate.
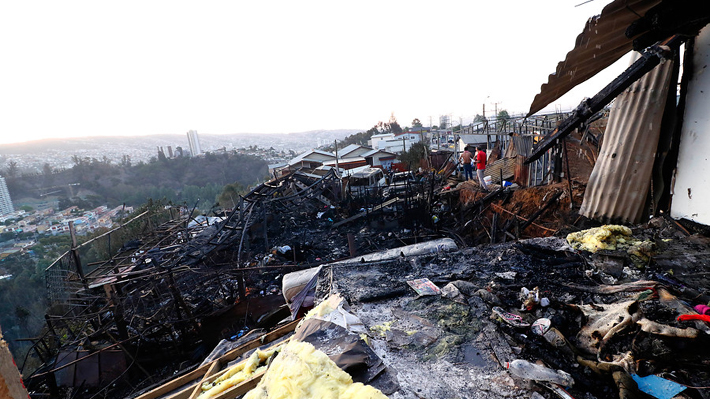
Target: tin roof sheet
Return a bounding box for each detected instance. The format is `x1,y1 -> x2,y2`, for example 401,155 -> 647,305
527,0 -> 661,117
579,54 -> 674,223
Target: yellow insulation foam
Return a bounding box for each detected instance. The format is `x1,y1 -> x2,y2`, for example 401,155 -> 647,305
566,225 -> 633,252
243,340 -> 387,399
198,346 -> 280,399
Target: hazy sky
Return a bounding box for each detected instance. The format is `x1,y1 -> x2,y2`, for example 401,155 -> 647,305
0,1 -> 631,145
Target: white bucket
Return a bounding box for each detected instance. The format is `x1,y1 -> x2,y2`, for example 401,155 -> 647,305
484,176 -> 492,185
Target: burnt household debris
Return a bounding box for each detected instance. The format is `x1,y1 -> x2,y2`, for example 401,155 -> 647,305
4,1 -> 710,398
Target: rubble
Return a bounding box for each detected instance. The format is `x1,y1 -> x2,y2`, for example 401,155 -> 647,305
14,74 -> 710,399
16,154 -> 710,399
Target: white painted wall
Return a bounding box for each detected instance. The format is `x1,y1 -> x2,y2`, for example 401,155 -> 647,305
672,26 -> 710,225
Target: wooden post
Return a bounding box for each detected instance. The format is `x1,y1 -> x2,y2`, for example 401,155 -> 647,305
491,213 -> 498,244
262,203 -> 268,251
0,325 -> 30,399
239,197 -> 244,225
104,285 -> 129,340
68,221 -> 87,288
347,233 -> 357,257
167,272 -> 192,320
563,139 -> 574,209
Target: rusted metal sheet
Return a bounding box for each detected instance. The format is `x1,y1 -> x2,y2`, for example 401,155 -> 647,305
579,54 -> 674,223
509,136 -> 535,157
528,0 -> 661,117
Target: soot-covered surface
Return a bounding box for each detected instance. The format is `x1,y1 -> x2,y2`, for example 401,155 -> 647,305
314,231 -> 710,399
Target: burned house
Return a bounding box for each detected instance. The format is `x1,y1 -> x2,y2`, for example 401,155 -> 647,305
4,1 -> 710,399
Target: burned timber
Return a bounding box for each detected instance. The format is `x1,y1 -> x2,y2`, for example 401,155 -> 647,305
5,1 -> 710,398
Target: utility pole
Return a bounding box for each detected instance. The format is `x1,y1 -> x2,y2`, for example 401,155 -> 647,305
334,140 -> 339,175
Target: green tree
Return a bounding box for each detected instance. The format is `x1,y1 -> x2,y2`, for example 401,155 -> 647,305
42,163 -> 55,187
399,142 -> 430,169
6,160 -> 18,178
217,182 -> 246,209
473,114 -> 487,123
497,110 -> 510,131
412,118 -> 423,128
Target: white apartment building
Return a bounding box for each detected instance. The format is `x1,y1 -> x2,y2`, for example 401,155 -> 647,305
187,130 -> 202,156
0,177 -> 14,216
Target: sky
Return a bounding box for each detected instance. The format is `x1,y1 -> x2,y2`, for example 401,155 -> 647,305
0,0 -> 631,145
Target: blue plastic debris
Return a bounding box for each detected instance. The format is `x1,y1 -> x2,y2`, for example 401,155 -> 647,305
631,374 -> 686,399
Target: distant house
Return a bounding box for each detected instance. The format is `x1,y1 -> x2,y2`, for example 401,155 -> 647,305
362,149 -> 398,169
268,163 -> 288,176
375,133 -> 421,154
321,157 -> 368,171
337,144 -> 373,159
49,224 -> 70,235
93,206 -> 109,214
456,134 -> 489,152
14,241 -> 35,249
369,133 -> 396,150
409,126 -> 431,134
280,149 -> 337,174
60,206 -> 79,216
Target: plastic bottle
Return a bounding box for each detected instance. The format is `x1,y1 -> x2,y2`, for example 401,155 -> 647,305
505,359 -> 574,387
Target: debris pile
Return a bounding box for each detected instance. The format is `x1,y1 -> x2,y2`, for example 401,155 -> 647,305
16,128 -> 710,399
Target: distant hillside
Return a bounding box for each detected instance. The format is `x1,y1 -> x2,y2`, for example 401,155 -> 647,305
0,130 -> 362,155
4,152 -> 269,211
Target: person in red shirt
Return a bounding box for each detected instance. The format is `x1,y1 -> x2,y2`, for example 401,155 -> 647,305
475,146 -> 488,191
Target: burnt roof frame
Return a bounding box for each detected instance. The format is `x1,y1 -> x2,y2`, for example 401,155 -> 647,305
526,35 -> 684,164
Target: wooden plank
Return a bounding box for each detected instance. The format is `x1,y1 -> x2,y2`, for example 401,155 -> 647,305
135,319 -> 299,399
211,370 -> 265,399
332,197 -> 400,228
188,361 -> 222,399
191,340 -> 289,399
221,319 -> 299,363
134,363 -> 211,399
293,181 -> 332,207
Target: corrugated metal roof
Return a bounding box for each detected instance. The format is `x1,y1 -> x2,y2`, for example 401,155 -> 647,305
579,53 -> 674,223
361,149 -> 396,157
527,0 -> 661,117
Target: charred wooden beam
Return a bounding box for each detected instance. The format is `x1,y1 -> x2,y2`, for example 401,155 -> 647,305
563,139 -> 574,209
526,35 -> 685,164
490,212 -> 498,244
518,190 -> 563,234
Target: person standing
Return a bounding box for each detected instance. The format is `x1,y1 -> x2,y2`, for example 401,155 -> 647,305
459,147 -> 474,181
476,146 -> 488,190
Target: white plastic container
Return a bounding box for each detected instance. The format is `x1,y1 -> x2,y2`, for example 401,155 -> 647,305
505,359 -> 574,387
484,176 -> 492,185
